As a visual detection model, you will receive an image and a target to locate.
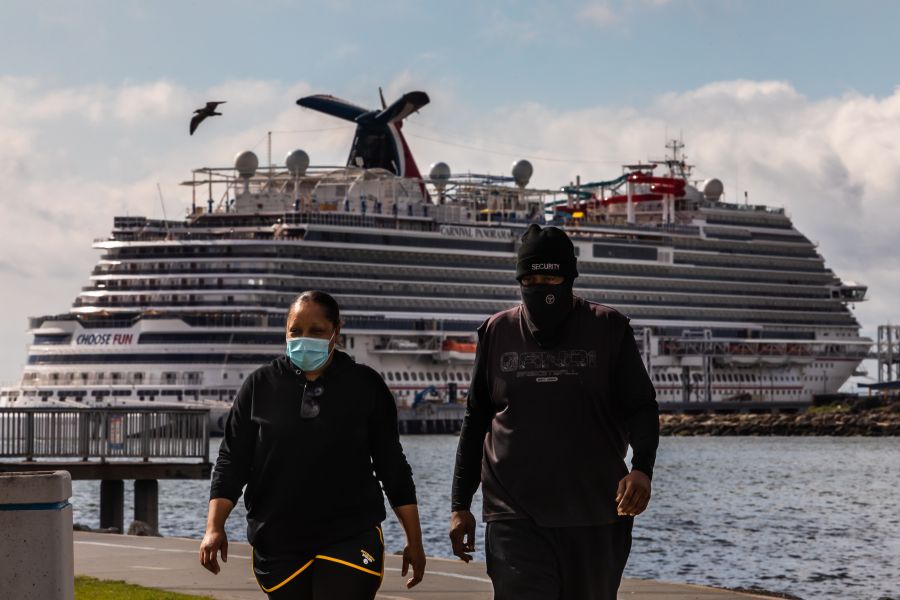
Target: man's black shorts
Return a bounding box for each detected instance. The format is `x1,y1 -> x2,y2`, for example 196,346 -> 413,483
486,518 -> 633,600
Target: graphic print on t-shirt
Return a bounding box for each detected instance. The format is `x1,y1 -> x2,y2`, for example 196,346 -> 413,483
499,349 -> 597,383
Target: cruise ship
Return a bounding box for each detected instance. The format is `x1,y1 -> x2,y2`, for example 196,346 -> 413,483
0,90 -> 873,428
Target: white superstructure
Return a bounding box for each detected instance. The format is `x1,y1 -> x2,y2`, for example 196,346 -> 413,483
0,138 -> 872,427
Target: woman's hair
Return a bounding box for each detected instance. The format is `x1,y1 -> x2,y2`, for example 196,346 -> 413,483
290,290 -> 341,328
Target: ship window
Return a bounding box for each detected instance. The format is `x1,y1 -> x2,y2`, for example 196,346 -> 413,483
386,372 -> 394,381
441,372 -> 447,381
426,372 -> 433,381
411,372 -> 418,382
403,372 -> 409,381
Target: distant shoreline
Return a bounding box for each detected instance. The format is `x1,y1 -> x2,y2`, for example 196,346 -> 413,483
659,402 -> 900,436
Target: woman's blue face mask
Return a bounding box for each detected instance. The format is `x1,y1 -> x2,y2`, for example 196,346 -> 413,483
285,331 -> 335,372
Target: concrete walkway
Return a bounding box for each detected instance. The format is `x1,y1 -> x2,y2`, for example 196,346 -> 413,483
74,531 -> 775,600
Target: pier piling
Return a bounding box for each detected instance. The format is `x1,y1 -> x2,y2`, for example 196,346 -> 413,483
99,479 -> 124,531
134,479 -> 159,532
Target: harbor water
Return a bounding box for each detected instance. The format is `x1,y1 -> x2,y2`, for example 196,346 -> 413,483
71,436 -> 899,600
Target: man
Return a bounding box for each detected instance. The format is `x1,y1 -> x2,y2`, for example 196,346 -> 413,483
449,224 -> 659,600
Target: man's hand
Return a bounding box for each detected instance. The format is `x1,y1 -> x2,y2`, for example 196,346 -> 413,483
615,470 -> 652,516
401,541 -> 426,588
199,528 -> 228,574
448,510 -> 477,562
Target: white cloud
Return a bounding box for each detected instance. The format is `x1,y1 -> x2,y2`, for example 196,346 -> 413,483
579,0 -> 678,28
580,1 -> 620,27
2,77 -> 899,382
113,81 -> 187,123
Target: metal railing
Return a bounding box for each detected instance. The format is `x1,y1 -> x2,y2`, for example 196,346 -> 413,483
0,408 -> 209,462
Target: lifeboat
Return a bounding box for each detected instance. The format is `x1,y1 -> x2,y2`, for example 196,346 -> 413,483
440,339 -> 477,362
786,343 -> 815,365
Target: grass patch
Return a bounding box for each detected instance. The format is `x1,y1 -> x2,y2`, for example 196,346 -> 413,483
75,576 -> 216,600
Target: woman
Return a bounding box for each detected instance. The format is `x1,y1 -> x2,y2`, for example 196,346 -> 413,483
200,290 -> 426,598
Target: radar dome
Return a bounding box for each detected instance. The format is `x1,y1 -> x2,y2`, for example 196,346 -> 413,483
429,162 -> 451,191
234,151 -> 259,179
511,160 -> 533,188
702,178 -> 724,201
285,149 -> 310,176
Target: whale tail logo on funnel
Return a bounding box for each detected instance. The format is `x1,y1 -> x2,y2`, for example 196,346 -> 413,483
297,91 -> 429,184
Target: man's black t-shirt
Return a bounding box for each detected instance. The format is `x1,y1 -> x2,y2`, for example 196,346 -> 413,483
451,298 -> 659,527
209,351 -> 416,555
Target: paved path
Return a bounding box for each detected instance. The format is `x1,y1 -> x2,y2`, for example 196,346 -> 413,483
74,531 -> 775,600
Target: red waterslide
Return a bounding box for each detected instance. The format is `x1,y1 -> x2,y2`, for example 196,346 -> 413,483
602,173 -> 685,205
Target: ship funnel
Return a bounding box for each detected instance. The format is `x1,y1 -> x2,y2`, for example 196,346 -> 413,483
511,159 -> 533,188
234,151 -> 259,195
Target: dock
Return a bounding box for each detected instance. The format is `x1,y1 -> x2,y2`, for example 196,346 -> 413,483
0,407 -> 212,532
75,531 -> 779,600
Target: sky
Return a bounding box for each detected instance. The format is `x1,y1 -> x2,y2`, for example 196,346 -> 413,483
1,0 -> 899,382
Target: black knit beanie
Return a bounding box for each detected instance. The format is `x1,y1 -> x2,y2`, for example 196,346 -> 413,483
515,224 -> 578,281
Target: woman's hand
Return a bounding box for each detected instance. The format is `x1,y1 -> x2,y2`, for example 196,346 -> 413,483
201,498 -> 235,574
392,504 -> 426,587
199,528 -> 228,574
401,541 -> 426,588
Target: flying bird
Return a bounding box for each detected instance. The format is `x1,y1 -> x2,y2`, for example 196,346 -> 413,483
189,101 -> 226,135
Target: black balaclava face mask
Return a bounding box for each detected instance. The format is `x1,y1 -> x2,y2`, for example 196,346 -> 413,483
520,278 -> 574,345
515,224 -> 579,346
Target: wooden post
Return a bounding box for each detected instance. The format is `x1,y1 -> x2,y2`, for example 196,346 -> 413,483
141,412 -> 150,462
25,412 -> 34,462
134,479 -> 159,532
99,479 -> 124,532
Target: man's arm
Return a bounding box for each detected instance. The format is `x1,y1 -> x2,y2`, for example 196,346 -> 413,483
451,322 -> 494,510
613,322 -> 659,515
449,321 -> 494,561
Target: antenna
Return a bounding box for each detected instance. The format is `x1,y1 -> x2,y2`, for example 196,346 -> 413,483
267,131 -> 273,177
378,87 -> 387,109
156,183 -> 171,237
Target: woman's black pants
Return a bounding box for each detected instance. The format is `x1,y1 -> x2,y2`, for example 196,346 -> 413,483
253,527 -> 384,600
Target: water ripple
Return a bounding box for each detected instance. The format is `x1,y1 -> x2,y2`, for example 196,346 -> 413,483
70,436 -> 899,600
